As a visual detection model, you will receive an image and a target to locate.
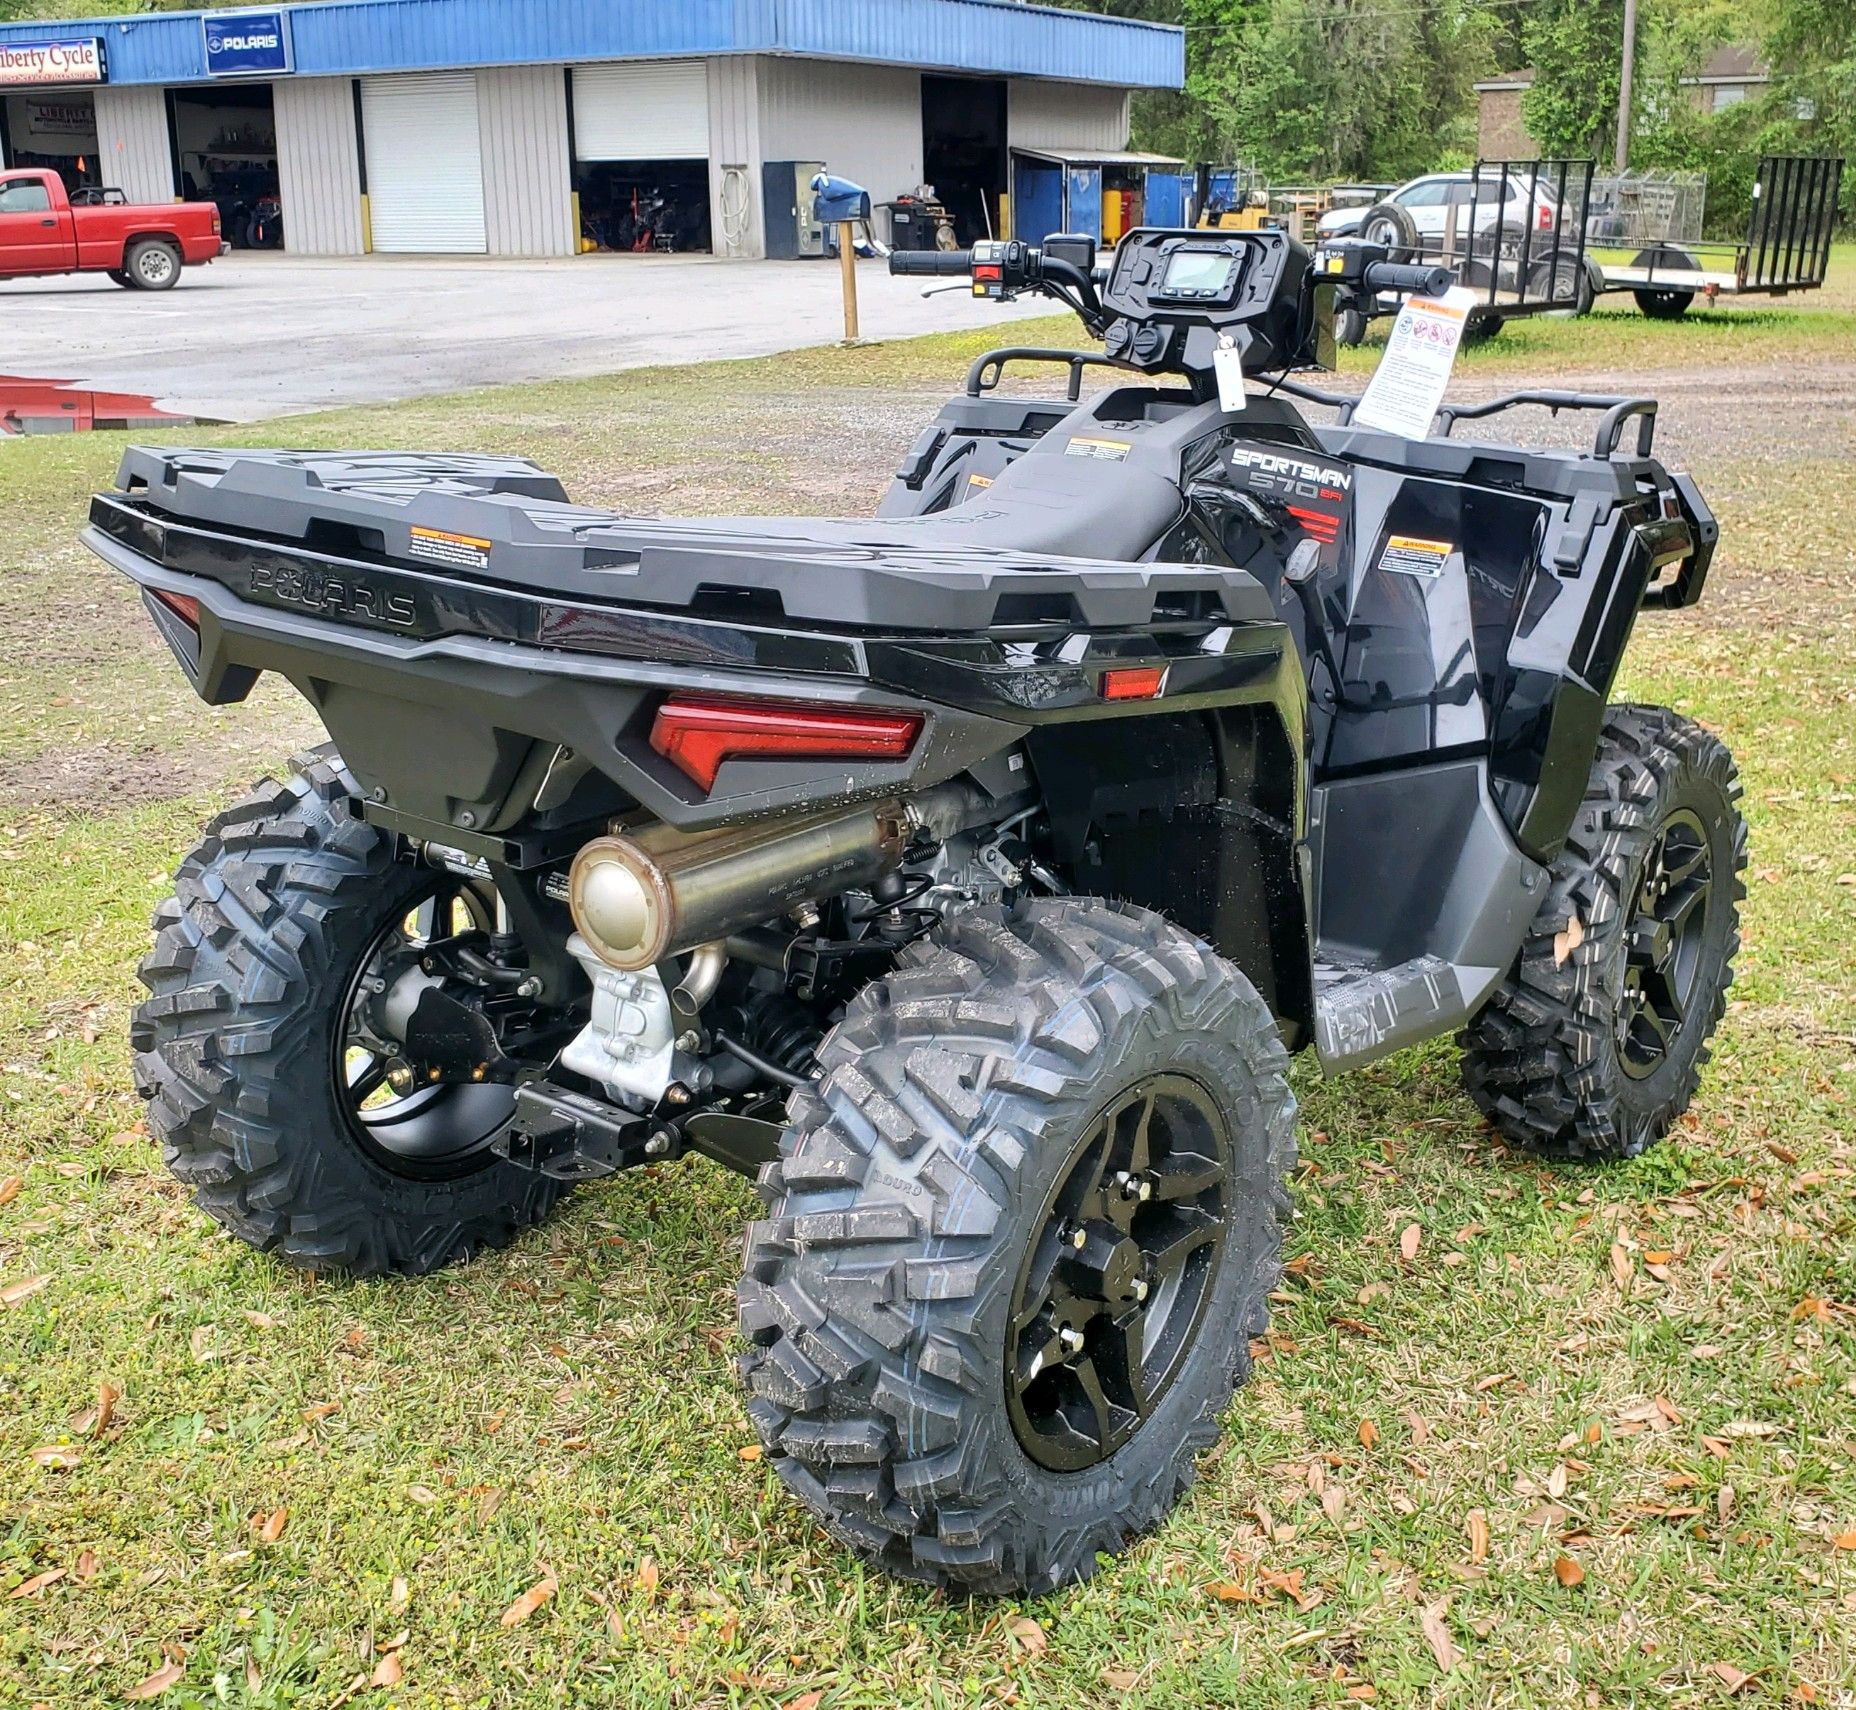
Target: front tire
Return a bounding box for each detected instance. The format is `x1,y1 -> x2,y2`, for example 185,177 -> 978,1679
1458,707 -> 1747,1160
738,898 -> 1296,1594
133,753 -> 570,1276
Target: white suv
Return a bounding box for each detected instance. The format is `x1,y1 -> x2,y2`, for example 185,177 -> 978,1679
1317,170 -> 1566,245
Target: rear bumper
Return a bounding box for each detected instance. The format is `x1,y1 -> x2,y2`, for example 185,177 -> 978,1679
86,507 -> 1303,853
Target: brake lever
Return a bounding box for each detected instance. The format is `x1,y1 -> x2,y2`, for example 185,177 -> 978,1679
919,283 -> 972,299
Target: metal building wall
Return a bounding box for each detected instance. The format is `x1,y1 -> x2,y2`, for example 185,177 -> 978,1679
707,55 -> 765,259
1008,80 -> 1130,153
92,85 -> 172,203
759,57 -> 922,215
274,76 -> 365,255
477,63 -> 574,255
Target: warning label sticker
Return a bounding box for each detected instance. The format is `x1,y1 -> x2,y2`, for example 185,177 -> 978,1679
408,526 -> 492,571
1063,435 -> 1132,462
1377,535 -> 1454,578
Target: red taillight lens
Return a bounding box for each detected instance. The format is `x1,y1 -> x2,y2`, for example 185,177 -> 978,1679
1538,203 -> 1552,230
151,587 -> 200,627
649,695 -> 923,791
1100,665 -> 1167,701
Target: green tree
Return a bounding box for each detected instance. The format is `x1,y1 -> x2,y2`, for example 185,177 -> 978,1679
1520,0 -> 1628,160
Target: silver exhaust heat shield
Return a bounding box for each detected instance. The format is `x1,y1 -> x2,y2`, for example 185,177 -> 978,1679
566,782 -> 991,972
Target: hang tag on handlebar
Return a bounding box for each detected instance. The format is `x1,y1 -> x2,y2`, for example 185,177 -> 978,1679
1212,336 -> 1247,414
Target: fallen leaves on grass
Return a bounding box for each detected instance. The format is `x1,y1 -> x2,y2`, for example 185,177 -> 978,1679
499,1576 -> 556,1628
1609,1244 -> 1633,1288
10,1567 -> 66,1598
1553,1553 -> 1586,1588
125,1654 -> 185,1699
635,1556 -> 660,1598
1419,1600 -> 1458,1671
1,1274 -> 49,1306
370,1652 -> 404,1688
784,1693 -> 824,1710
1829,1528 -> 1856,1550
74,1549 -> 98,1581
1100,1665 -> 1140,1690
1358,1418 -> 1379,1450
255,1507 -> 288,1544
28,1444 -> 80,1469
1465,1509 -> 1489,1563
1709,1662 -> 1756,1693
1009,1616 -> 1048,1655
0,1175 -> 21,1207
1399,1223 -> 1422,1263
738,1444 -> 763,1462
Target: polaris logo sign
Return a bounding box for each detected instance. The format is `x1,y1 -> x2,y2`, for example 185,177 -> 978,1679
202,9 -> 292,78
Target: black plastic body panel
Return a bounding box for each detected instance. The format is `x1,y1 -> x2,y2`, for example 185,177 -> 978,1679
89,360 -> 1714,1071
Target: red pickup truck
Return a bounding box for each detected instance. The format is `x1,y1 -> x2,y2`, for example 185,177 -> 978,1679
0,168 -> 224,291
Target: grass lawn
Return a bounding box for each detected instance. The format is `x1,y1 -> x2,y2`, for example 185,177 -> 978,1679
1,279 -> 1853,1708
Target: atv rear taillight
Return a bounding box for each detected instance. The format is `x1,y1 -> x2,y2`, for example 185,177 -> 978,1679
1100,666 -> 1167,701
649,695 -> 923,791
1538,203 -> 1553,231
151,588 -> 200,627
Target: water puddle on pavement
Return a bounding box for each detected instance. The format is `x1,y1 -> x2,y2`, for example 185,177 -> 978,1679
1,376 -> 226,436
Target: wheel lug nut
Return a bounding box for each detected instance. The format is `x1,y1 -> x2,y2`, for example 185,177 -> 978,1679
1070,1227 -> 1087,1250
1137,1180 -> 1153,1202
1132,1278 -> 1150,1303
1057,1326 -> 1085,1353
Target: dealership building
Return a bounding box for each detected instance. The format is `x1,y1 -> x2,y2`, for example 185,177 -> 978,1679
0,0 -> 1183,259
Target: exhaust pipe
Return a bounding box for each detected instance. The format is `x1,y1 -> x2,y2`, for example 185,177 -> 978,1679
567,784 -> 984,973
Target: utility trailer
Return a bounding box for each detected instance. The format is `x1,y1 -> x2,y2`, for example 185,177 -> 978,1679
1335,158 -> 1595,344
1594,154 -> 1844,319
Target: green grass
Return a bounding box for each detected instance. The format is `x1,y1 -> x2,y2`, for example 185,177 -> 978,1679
1,287 -> 1853,1708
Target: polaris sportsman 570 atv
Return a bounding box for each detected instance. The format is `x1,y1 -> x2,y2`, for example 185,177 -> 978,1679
90,229 -> 1744,1595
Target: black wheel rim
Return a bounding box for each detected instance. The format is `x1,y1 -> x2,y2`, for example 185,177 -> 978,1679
1616,808 -> 1713,1081
334,877 -> 517,1178
1006,1075 -> 1230,1473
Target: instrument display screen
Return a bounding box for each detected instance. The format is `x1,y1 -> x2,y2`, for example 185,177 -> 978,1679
1161,249 -> 1237,294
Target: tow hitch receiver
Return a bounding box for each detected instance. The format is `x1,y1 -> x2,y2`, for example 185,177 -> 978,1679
493,1082 -> 676,1182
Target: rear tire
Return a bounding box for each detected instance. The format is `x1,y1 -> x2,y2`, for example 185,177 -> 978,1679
1458,707 -> 1747,1161
132,751 -> 570,1276
1635,288 -> 1694,319
106,269 -> 133,288
739,898 -> 1296,1594
123,238 -> 181,291
1334,305 -> 1368,347
1632,246 -> 1698,319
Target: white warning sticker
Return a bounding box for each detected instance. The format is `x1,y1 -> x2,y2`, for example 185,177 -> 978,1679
1377,535 -> 1454,577
408,526 -> 492,571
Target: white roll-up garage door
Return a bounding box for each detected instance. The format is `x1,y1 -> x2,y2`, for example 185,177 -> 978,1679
574,61 -> 709,160
362,73 -> 487,253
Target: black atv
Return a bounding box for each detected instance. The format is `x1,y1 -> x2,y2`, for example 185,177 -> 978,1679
89,228 -> 1745,1595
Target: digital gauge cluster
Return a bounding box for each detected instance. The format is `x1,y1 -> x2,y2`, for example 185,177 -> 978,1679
1099,228 -> 1316,379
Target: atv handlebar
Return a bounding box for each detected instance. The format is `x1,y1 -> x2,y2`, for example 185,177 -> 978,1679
1362,260 -> 1455,297
889,249 -> 974,277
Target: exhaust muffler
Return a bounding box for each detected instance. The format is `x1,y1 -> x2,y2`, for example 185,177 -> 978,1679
567,784 -> 980,973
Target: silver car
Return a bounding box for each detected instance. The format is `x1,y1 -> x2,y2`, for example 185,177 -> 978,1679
1317,170 -> 1566,246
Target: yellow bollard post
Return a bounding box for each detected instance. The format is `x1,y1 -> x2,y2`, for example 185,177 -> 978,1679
838,221 -> 860,343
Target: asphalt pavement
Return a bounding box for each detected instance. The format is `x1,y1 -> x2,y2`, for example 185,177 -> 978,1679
1,250 -> 1052,421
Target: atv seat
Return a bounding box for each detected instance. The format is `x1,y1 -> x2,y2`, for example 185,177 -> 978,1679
824,451 -> 1187,563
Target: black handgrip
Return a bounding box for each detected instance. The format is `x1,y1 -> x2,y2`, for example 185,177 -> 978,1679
1363,261 -> 1455,297
889,249 -> 973,277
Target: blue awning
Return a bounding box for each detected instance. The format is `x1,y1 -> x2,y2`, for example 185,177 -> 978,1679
0,0 -> 1184,91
